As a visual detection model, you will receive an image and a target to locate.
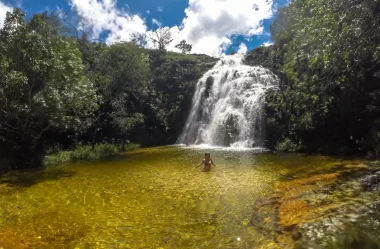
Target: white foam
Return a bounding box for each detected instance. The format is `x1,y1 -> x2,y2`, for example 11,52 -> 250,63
175,143 -> 269,152
177,54 -> 278,149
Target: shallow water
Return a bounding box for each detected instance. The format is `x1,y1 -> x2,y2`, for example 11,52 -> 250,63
0,146 -> 374,248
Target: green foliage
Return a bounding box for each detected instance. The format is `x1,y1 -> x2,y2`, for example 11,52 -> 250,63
43,143 -> 140,166
70,144 -> 118,161
82,42 -> 151,146
275,138 -> 302,153
0,9 -> 98,167
0,8 -> 217,168
262,0 -> 380,155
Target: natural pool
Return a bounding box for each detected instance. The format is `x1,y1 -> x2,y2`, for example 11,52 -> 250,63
0,146 -> 378,248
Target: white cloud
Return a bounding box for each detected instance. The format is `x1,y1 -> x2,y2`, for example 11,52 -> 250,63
146,10 -> 150,14
69,0 -> 147,44
0,1 -> 13,28
152,18 -> 161,27
237,43 -> 248,54
166,0 -> 274,56
262,41 -> 274,47
71,0 -> 274,57
157,6 -> 163,12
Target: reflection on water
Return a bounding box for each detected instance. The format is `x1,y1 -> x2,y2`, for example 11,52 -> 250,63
0,167 -> 76,188
0,146 -> 376,248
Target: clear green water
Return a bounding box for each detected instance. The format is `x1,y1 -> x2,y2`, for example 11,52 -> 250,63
0,146 -> 370,248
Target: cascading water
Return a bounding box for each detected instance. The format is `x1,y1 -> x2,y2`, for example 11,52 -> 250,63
177,54 -> 279,148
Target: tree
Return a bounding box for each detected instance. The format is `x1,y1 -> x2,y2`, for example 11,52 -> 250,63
148,27 -> 173,51
175,40 -> 192,54
264,0 -> 380,155
0,9 -> 98,168
87,42 -> 151,147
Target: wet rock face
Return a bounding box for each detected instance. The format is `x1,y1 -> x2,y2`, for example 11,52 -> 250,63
204,76 -> 214,99
224,114 -> 240,146
249,197 -> 280,243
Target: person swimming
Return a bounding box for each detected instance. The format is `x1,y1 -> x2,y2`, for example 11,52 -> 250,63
194,153 -> 216,171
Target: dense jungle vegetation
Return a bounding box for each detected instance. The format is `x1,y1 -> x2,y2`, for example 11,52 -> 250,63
246,0 -> 380,156
0,9 -> 217,169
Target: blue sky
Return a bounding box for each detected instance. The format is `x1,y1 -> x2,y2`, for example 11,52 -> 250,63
0,0 -> 289,57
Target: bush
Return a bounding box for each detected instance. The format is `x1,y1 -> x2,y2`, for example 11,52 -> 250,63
70,145 -> 94,161
94,143 -> 119,157
275,138 -> 302,152
43,143 -> 140,166
44,151 -> 73,166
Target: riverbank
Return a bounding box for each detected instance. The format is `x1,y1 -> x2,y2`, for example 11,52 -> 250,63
43,143 -> 140,166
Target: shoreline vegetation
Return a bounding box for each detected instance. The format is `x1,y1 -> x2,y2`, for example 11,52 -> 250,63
244,0 -> 380,158
43,143 -> 140,166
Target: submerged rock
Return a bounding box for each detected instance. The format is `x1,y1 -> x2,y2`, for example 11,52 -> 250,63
291,225 -> 302,241
360,170 -> 380,192
249,161 -> 380,248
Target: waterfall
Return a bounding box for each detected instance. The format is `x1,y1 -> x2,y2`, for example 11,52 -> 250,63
177,54 -> 279,148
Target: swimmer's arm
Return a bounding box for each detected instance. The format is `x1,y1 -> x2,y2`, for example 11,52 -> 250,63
194,160 -> 204,168
211,159 -> 216,167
